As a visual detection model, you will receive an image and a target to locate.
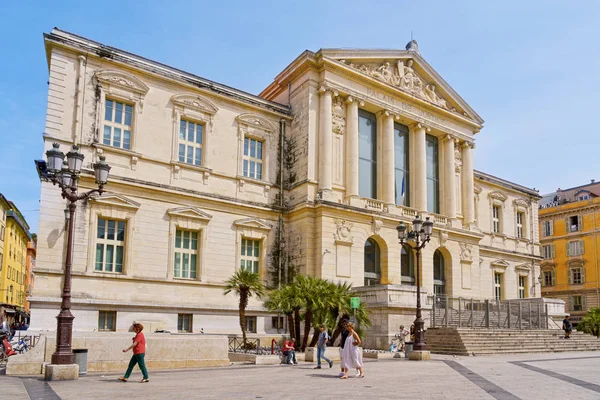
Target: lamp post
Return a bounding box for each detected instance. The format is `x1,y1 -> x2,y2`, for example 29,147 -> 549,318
397,216 -> 434,354
39,143 -> 110,365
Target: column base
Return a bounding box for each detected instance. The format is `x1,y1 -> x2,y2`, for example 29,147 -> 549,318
44,364 -> 79,381
409,350 -> 431,361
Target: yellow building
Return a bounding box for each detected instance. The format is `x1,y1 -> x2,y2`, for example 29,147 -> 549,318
539,180 -> 600,325
0,198 -> 31,321
0,194 -> 10,296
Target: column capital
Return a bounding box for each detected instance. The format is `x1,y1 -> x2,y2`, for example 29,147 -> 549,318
318,85 -> 332,94
443,134 -> 456,142
410,122 -> 431,133
345,96 -> 364,106
376,110 -> 393,119
462,141 -> 475,150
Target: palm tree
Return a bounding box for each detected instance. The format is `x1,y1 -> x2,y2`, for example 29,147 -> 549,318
224,269 -> 266,345
264,285 -> 300,339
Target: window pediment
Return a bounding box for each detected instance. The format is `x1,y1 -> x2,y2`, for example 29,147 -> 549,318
236,113 -> 277,132
234,217 -> 272,231
488,191 -> 507,202
490,259 -> 509,270
172,93 -> 218,115
513,198 -> 530,208
167,207 -> 212,222
90,193 -> 141,210
567,258 -> 585,268
541,261 -> 556,270
95,70 -> 149,96
515,263 -> 531,272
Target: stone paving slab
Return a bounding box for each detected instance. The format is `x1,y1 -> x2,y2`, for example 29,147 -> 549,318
2,351 -> 600,399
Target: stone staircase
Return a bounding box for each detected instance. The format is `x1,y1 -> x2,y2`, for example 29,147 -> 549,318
425,327 -> 600,356
431,304 -> 546,329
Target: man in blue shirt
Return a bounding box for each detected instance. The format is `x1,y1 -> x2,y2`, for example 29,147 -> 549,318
314,324 -> 333,369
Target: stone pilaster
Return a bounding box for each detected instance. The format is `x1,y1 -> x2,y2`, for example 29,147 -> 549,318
318,86 -> 333,193
410,122 -> 429,212
444,135 -> 456,219
345,96 -> 360,200
381,111 -> 395,205
461,142 -> 475,226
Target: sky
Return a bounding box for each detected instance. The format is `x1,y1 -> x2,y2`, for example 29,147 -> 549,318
1,0 -> 599,233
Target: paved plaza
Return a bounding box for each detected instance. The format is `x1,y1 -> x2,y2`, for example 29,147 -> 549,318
2,351 -> 600,399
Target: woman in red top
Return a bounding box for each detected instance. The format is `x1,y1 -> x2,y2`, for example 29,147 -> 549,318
118,323 -> 149,383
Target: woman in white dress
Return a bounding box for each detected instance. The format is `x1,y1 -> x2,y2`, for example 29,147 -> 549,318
339,322 -> 364,379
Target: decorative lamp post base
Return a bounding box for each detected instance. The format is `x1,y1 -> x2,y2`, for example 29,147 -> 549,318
408,350 -> 431,361
45,364 -> 79,381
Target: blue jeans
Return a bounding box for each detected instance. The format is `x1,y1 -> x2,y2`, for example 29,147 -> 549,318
317,346 -> 331,367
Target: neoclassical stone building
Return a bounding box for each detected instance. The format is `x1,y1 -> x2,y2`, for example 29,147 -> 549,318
31,29 -> 542,346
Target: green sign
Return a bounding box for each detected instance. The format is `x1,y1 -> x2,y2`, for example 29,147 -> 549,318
350,297 -> 360,309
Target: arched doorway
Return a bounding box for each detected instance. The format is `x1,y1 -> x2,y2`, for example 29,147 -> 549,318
364,238 -> 381,286
433,249 -> 445,296
401,244 -> 415,285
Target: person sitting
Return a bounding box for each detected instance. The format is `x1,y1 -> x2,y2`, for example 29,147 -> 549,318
282,337 -> 298,365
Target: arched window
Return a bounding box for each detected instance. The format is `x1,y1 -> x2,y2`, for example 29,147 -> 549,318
433,249 -> 445,296
364,238 -> 381,286
401,244 -> 415,285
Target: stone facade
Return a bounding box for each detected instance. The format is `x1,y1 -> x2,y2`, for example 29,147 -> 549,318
31,29 -> 542,347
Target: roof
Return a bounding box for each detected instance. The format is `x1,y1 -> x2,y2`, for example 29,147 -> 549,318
474,170 -> 541,198
44,28 -> 292,117
539,180 -> 600,208
0,193 -> 10,210
6,209 -> 31,239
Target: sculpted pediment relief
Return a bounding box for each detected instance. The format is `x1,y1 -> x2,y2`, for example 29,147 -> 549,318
90,193 -> 141,210
95,70 -> 149,95
513,198 -> 530,208
172,93 -> 218,115
236,113 -> 277,132
336,57 -> 472,120
491,259 -> 510,269
488,191 -> 508,202
234,217 -> 272,231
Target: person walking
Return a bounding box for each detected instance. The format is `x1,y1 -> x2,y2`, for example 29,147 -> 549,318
396,325 -> 409,352
339,322 -> 364,379
118,323 -> 149,383
314,324 -> 333,369
563,315 -> 572,339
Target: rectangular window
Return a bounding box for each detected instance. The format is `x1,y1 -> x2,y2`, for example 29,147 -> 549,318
272,316 -> 284,330
516,212 -> 524,238
358,110 -> 377,199
243,137 -> 264,180
568,215 -> 581,232
567,240 -> 584,257
426,134 -> 439,213
245,316 -> 257,333
542,245 -> 555,259
95,218 -> 125,273
98,311 -> 116,331
494,273 -> 502,301
518,276 -> 526,299
103,99 -> 133,150
174,229 -> 198,279
573,295 -> 583,311
177,313 -> 193,332
394,123 -> 409,206
240,238 -> 260,274
542,220 -> 553,237
571,267 -> 583,285
178,119 -> 203,166
492,206 -> 501,233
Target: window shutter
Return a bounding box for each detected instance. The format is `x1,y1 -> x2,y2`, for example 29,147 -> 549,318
580,240 -> 585,255
551,245 -> 556,258
565,217 -> 569,233
568,296 -> 573,311
581,267 -> 586,284
568,269 -> 572,285
549,221 -> 554,235
583,296 -> 588,310
566,243 -> 571,257
552,271 -> 556,286
578,215 -> 583,231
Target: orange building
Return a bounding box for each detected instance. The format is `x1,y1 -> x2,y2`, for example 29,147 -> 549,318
539,180 -> 600,325
25,239 -> 36,314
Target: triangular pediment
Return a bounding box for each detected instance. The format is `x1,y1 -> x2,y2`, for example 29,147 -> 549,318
172,93 -> 219,115
167,206 -> 213,222
90,193 -> 141,210
515,263 -> 531,272
320,49 -> 483,124
236,113 -> 277,132
491,259 -> 510,269
95,70 -> 150,95
234,217 -> 272,231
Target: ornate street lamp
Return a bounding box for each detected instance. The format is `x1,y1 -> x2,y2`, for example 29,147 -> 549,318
397,215 -> 434,355
38,143 -> 110,365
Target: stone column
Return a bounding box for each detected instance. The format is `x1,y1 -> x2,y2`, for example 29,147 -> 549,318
444,135 -> 456,219
318,86 -> 333,193
345,97 -> 359,200
410,123 -> 429,212
382,111 -> 395,205
461,142 -> 475,226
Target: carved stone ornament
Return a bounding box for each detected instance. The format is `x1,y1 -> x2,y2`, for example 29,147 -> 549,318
332,96 -> 346,135
95,70 -> 150,96
372,217 -> 383,235
459,243 -> 472,262
334,219 -> 354,243
439,231 -> 449,247
454,143 -> 462,173
344,59 -> 462,116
